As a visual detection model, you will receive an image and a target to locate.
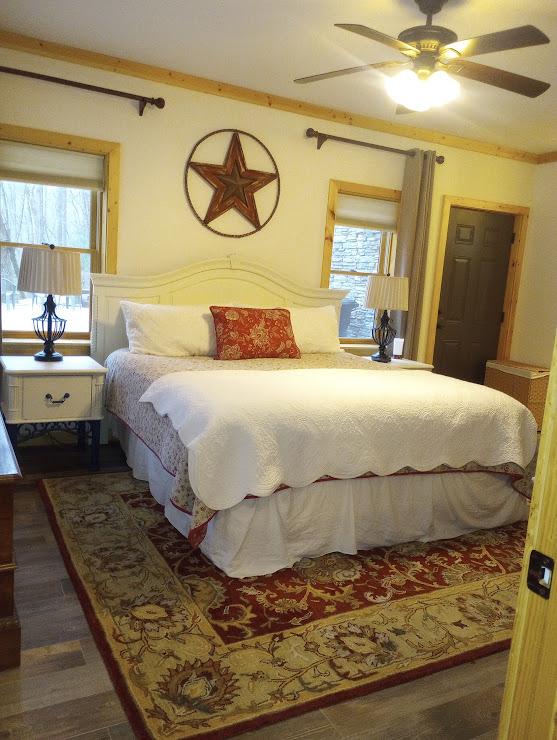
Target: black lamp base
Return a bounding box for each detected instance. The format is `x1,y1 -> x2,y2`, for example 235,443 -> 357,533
371,309 -> 396,364
32,294 -> 66,363
371,350 -> 391,363
34,349 -> 63,362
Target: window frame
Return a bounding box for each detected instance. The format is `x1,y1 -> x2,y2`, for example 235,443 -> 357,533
321,180 -> 401,343
0,123 -> 120,343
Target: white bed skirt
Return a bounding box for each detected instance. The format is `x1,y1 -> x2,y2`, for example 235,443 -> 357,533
116,422 -> 529,578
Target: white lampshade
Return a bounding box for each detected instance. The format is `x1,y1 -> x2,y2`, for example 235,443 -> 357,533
365,275 -> 409,311
17,247 -> 82,296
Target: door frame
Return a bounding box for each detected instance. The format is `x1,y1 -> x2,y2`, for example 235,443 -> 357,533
498,333 -> 557,737
425,195 -> 529,365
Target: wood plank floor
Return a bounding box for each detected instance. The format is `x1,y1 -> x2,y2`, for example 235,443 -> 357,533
0,444 -> 508,739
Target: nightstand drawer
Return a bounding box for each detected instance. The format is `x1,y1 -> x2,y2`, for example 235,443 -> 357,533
22,376 -> 93,421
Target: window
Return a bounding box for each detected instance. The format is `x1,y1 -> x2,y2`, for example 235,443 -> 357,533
0,126 -> 120,344
1,180 -> 100,337
321,181 -> 400,342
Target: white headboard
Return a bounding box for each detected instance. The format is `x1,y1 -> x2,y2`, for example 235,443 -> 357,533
90,254 -> 347,364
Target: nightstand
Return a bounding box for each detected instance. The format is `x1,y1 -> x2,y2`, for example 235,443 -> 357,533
0,356 -> 107,469
363,357 -> 434,370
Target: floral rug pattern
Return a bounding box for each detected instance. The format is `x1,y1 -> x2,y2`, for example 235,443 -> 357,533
42,472 -> 526,739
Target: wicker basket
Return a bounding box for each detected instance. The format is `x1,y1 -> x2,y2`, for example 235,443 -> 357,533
484,360 -> 549,429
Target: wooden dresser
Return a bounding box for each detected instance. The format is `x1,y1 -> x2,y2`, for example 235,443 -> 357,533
0,413 -> 22,670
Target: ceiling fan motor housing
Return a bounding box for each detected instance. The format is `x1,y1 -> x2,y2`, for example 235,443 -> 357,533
398,24 -> 458,50
398,24 -> 459,74
414,0 -> 450,18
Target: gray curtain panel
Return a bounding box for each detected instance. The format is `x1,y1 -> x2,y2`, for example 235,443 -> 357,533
392,148 -> 436,359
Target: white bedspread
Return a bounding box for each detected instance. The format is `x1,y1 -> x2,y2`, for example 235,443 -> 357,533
139,368 -> 537,511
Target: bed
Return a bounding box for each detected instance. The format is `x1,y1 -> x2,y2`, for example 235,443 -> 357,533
91,256 -> 536,578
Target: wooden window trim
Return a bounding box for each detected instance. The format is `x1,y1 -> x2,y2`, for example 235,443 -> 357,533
321,179 -> 401,343
1,338 -> 90,356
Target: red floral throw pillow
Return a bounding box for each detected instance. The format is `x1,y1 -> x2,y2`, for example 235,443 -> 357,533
210,306 -> 301,360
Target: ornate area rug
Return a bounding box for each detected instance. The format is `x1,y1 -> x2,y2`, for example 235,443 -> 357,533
41,472 -> 526,739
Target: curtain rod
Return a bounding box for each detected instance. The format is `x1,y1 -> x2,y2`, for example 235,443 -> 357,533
0,65 -> 165,117
305,127 -> 445,164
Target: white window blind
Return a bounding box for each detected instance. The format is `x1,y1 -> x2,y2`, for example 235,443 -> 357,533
0,140 -> 105,190
336,194 -> 398,231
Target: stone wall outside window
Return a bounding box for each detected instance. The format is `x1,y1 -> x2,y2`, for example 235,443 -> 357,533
331,226 -> 383,338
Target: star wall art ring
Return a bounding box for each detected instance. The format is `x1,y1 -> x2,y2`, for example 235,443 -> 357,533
184,129 -> 280,238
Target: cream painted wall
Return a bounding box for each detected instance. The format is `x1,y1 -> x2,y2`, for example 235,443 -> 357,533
511,162 -> 557,368
0,47 -> 544,360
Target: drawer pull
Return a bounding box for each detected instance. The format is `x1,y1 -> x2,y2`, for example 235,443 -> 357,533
45,392 -> 70,405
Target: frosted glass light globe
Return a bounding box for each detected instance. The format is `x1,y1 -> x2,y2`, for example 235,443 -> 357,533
427,70 -> 461,106
386,68 -> 460,112
386,70 -> 430,112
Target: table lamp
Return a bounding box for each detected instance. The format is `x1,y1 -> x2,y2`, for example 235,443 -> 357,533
365,275 -> 409,363
17,244 -> 82,362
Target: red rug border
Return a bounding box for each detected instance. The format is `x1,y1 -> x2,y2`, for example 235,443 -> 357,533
39,476 -> 512,740
39,479 -> 151,740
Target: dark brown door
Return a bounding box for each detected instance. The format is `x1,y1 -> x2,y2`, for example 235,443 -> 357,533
433,207 -> 514,383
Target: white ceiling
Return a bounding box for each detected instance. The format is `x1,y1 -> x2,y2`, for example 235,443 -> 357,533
1,0 -> 556,153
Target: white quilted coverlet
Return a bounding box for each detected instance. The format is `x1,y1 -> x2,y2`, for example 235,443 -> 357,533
139,368 -> 537,511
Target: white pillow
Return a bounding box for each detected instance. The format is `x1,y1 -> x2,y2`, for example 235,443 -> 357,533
288,305 -> 341,353
120,301 -> 216,356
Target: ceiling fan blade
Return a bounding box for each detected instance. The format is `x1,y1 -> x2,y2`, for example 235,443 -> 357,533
294,61 -> 407,84
440,25 -> 549,59
447,59 -> 550,97
335,24 -> 418,57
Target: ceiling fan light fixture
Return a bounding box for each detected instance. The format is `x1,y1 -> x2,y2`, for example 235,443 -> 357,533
297,11 -> 550,103
427,69 -> 460,105
386,69 -> 430,111
386,68 -> 460,111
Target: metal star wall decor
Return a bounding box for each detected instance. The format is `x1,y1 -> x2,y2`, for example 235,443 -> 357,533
185,129 -> 280,238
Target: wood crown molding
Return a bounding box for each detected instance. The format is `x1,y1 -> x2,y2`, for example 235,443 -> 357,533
536,151 -> 557,164
0,28 -> 551,165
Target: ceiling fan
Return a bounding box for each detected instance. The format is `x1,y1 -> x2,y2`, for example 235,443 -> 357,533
294,0 -> 550,112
